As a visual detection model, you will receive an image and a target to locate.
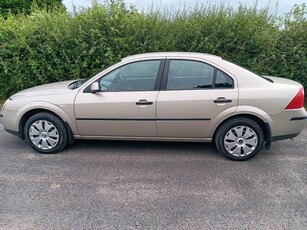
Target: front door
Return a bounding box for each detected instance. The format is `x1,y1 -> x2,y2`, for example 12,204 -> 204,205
74,60 -> 163,137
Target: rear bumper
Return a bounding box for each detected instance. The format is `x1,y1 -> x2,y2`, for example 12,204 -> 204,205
290,116 -> 307,121
270,108 -> 307,137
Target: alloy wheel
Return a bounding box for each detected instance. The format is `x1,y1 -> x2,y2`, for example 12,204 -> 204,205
29,120 -> 59,150
224,125 -> 258,157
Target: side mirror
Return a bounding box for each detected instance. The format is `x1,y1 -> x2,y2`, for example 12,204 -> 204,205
91,82 -> 100,93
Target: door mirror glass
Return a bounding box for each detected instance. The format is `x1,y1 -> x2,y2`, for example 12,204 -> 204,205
90,82 -> 100,93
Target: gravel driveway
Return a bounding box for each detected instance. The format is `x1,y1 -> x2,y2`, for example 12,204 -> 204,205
0,124 -> 306,229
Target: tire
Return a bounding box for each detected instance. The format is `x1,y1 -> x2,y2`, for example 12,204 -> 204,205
215,117 -> 264,161
24,112 -> 68,154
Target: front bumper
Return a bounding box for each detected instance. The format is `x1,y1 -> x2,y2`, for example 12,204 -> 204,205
0,109 -> 21,135
0,111 -> 19,137
4,128 -> 21,137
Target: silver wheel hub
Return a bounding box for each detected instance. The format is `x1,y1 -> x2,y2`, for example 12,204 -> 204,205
224,126 -> 258,157
29,120 -> 59,150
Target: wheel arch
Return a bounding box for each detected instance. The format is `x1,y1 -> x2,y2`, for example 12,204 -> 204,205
18,106 -> 75,145
212,114 -> 272,147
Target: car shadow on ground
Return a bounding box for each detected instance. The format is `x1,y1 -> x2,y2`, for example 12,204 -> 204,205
69,139 -> 220,157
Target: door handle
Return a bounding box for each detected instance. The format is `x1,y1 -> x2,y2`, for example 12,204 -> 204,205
213,98 -> 232,103
136,99 -> 153,105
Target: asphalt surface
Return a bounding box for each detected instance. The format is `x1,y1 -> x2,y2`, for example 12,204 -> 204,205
0,124 -> 306,230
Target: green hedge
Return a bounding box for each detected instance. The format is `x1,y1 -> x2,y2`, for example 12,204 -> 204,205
0,1 -> 306,99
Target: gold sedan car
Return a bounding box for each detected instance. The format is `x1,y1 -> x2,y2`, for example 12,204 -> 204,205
1,52 -> 306,160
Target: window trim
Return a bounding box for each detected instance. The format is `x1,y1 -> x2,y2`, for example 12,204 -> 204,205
160,59 -> 234,91
83,59 -> 166,93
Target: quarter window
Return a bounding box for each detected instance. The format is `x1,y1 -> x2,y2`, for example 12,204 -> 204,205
166,60 -> 215,90
99,60 -> 161,92
215,70 -> 234,88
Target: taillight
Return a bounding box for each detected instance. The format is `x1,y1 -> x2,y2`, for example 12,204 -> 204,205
285,87 -> 304,110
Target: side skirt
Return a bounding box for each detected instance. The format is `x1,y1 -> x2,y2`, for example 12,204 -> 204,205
74,135 -> 212,143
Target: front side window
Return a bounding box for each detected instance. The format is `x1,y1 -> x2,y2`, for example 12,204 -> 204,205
99,60 -> 161,92
167,60 -> 215,90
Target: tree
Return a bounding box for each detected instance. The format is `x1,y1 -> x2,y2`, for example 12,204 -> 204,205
0,0 -> 65,18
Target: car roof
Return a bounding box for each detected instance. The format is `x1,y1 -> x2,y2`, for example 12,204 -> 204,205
121,52 -> 222,62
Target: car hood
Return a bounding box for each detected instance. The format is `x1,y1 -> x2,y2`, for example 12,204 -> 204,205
10,80 -> 77,99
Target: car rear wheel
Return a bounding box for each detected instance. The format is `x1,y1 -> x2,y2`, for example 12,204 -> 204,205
215,117 -> 264,160
24,112 -> 68,153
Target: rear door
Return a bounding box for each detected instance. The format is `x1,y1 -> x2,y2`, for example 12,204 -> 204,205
156,59 -> 238,138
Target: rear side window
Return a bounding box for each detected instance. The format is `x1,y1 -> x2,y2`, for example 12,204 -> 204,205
166,60 -> 234,90
167,60 -> 215,90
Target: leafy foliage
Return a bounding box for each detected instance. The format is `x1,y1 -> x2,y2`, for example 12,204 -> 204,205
0,1 -> 306,99
273,4 -> 307,88
0,0 -> 64,18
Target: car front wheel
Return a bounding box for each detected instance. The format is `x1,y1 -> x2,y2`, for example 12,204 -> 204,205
215,117 -> 264,160
24,112 -> 68,153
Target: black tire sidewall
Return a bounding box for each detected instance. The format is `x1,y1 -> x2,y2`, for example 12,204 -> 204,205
24,112 -> 68,154
216,118 -> 264,161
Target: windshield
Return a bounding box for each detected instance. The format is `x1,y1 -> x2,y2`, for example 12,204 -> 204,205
224,59 -> 274,83
77,77 -> 94,88
75,79 -> 88,88
68,78 -> 91,90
